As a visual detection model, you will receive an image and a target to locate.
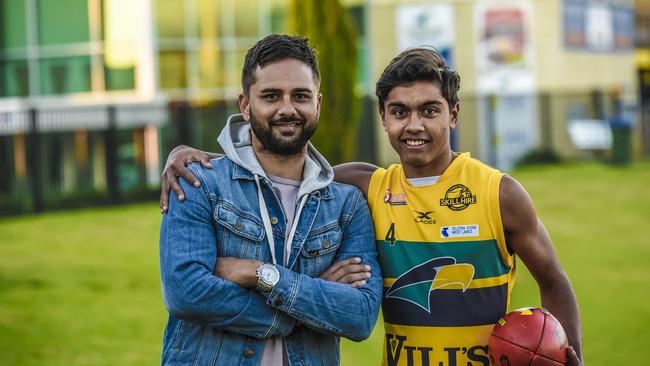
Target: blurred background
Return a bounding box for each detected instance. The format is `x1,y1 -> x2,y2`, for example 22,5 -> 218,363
0,0 -> 647,214
1,0 -> 649,365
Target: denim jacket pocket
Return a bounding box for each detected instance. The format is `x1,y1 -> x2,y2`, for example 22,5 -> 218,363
172,319 -> 192,352
299,225 -> 342,277
214,201 -> 265,260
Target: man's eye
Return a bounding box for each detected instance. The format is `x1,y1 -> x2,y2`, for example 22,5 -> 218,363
423,108 -> 437,115
392,109 -> 406,117
263,94 -> 278,101
295,94 -> 310,101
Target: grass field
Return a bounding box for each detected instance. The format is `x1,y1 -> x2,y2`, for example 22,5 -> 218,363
1,162 -> 649,365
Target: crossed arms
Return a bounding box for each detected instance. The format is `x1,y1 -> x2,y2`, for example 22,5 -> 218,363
160,163 -> 382,341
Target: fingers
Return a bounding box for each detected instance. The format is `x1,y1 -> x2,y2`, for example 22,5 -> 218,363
338,270 -> 372,284
197,152 -> 212,169
175,160 -> 201,188
160,146 -> 207,213
160,179 -> 170,213
184,150 -> 212,170
320,257 -> 372,284
565,346 -> 581,366
320,257 -> 361,280
169,176 -> 185,201
160,169 -> 181,212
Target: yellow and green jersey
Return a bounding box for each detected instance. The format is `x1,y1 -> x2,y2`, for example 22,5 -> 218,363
367,153 -> 515,366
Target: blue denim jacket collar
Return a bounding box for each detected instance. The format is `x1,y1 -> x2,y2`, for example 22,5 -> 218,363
230,161 -> 334,200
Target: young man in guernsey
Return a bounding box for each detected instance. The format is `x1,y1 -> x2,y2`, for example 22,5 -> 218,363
160,48 -> 583,366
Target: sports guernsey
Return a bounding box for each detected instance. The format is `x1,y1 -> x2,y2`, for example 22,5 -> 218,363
367,152 -> 515,366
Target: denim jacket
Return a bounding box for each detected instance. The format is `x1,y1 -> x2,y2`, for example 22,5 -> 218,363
159,115 -> 382,365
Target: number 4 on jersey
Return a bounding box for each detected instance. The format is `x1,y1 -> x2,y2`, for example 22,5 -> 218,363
385,223 -> 396,246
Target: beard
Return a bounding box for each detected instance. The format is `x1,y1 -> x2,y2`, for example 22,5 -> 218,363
249,110 -> 317,156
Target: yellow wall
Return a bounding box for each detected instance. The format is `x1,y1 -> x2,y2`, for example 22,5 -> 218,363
367,0 -> 636,165
533,0 -> 636,92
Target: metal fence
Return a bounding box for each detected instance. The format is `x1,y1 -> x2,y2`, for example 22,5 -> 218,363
0,90 -> 645,215
459,90 -> 641,171
0,96 -> 379,215
0,104 -> 169,214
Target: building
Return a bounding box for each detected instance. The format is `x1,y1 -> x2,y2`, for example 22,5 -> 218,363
0,0 -> 640,214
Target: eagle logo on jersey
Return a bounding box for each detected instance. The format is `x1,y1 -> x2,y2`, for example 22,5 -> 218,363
386,256 -> 474,313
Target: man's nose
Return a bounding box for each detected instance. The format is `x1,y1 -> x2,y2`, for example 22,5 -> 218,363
405,114 -> 425,132
277,96 -> 298,117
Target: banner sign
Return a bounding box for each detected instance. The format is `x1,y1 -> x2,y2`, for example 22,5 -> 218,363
396,3 -> 455,65
563,0 -> 634,52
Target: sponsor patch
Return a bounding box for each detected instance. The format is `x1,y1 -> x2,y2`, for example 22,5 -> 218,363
440,224 -> 479,238
440,184 -> 477,211
385,191 -> 407,206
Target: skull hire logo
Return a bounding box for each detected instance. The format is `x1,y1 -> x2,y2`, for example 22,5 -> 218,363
440,184 -> 477,211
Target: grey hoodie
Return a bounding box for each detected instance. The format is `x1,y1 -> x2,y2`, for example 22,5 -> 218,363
217,113 -> 334,198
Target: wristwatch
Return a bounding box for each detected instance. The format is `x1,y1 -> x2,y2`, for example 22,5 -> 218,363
256,263 -> 280,292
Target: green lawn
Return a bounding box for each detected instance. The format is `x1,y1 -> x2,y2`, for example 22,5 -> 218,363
1,162 -> 649,365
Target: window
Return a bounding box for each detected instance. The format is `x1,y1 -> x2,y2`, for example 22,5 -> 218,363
37,0 -> 90,45
39,56 -> 91,95
158,51 -> 187,89
155,0 -> 185,38
0,0 -> 28,49
196,44 -> 225,88
155,0 -> 288,94
0,59 -> 29,96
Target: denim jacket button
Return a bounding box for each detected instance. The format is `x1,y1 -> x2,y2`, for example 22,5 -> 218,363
322,240 -> 330,249
244,349 -> 254,358
274,297 -> 283,306
234,223 -> 243,230
270,217 -> 279,225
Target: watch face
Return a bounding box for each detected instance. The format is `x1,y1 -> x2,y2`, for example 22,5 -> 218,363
261,266 -> 279,284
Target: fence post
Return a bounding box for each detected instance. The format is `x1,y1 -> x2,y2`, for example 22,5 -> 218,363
356,96 -> 378,165
27,108 -> 43,212
590,89 -> 605,119
486,95 -> 498,167
170,101 -> 192,147
643,105 -> 650,157
105,106 -> 120,203
539,93 -> 553,154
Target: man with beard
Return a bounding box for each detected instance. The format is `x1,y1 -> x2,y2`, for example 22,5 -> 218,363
159,34 -> 382,366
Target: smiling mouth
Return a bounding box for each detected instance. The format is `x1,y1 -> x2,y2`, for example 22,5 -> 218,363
272,120 -> 303,128
274,122 -> 301,126
404,139 -> 427,146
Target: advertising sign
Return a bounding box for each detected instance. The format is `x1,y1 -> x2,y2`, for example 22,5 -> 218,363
475,1 -> 535,94
396,3 -> 455,65
563,0 -> 634,52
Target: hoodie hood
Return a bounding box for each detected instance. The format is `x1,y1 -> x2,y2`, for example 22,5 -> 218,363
217,113 -> 334,197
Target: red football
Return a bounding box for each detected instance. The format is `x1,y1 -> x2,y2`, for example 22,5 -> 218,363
488,308 -> 568,366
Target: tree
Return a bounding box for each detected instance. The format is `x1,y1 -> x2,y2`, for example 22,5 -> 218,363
287,0 -> 360,164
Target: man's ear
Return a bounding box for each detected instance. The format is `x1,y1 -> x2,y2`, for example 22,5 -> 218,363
239,93 -> 250,120
450,102 -> 460,129
379,107 -> 388,132
317,93 -> 322,115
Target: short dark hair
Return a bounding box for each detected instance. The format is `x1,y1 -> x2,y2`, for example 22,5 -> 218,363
241,34 -> 320,95
375,48 -> 460,111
